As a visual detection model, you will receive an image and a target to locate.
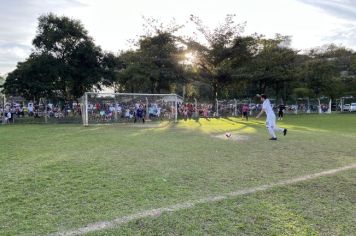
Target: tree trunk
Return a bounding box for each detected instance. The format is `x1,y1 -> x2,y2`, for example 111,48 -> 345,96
211,80 -> 218,101
210,80 -> 218,112
150,82 -> 154,94
275,82 -> 279,103
327,99 -> 332,114
317,98 -> 321,114
341,97 -> 343,112
283,81 -> 287,104
262,80 -> 267,94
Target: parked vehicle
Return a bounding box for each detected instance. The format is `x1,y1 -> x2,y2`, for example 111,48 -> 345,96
331,103 -> 337,111
343,104 -> 350,111
349,103 -> 356,112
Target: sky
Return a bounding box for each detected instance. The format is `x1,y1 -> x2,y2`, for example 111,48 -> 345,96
1,0 -> 356,75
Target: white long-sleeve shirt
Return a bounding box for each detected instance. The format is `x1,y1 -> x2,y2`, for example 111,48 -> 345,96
262,99 -> 274,118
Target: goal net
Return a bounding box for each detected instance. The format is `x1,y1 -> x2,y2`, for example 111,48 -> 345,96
82,92 -> 180,126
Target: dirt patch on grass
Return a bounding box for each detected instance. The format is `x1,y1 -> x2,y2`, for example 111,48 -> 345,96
212,133 -> 250,141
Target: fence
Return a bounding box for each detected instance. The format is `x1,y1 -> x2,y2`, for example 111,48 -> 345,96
1,95 -> 354,125
178,96 -> 353,120
1,96 -> 82,124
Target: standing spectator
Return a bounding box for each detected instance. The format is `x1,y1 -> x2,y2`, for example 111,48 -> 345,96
188,103 -> 194,119
34,103 -> 40,118
278,104 -> 286,120
242,104 -> 249,121
157,106 -> 161,118
203,106 -> 209,118
183,108 -> 188,121
124,108 -> 131,120
7,110 -> 12,123
28,102 -> 34,116
134,105 -> 145,123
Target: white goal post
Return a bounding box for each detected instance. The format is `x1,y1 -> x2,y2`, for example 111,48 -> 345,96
82,92 -> 180,126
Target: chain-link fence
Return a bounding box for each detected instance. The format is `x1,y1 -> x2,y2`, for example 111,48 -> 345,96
2,94 -> 354,125
1,96 -> 82,124
178,96 -> 353,120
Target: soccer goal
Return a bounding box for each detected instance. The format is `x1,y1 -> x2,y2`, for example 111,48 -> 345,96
82,92 -> 180,126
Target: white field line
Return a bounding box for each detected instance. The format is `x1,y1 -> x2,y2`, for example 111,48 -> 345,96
77,127 -> 101,132
86,127 -> 101,131
50,163 -> 356,236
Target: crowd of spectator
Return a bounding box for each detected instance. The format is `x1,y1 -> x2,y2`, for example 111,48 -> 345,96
178,102 -> 254,120
1,101 -> 82,124
178,103 -> 214,120
1,98 -> 337,124
87,100 -> 174,123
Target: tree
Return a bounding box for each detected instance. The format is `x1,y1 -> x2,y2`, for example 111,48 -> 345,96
249,35 -> 298,102
117,31 -> 185,93
116,50 -> 153,93
3,13 -> 119,100
298,52 -> 341,112
293,87 -> 312,98
0,75 -> 5,91
347,53 -> 356,96
0,75 -> 5,100
187,14 -> 256,100
3,53 -> 60,100
307,59 -> 339,96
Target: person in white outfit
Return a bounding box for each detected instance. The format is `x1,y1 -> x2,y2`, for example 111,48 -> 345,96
256,94 -> 287,140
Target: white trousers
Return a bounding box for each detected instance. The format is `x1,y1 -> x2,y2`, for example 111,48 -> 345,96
266,114 -> 284,138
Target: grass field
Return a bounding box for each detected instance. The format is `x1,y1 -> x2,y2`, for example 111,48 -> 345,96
0,114 -> 355,235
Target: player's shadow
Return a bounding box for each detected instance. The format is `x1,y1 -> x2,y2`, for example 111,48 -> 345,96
224,117 -> 239,124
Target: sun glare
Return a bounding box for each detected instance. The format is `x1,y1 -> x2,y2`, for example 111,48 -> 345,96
184,52 -> 196,65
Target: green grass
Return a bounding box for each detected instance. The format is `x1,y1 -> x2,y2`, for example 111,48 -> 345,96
88,170 -> 356,236
0,114 -> 355,235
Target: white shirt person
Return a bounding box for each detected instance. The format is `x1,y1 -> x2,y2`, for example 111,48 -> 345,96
256,94 -> 287,140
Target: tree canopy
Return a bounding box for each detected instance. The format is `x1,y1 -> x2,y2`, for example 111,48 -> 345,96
117,32 -> 185,94
3,14 -> 119,100
2,13 -> 356,103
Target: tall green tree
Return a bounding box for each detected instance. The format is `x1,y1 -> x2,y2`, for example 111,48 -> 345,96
348,53 -> 356,96
2,53 -> 59,100
117,31 -> 185,93
249,35 -> 298,102
0,75 -> 5,90
302,47 -> 345,100
0,75 -> 5,100
187,14 -> 253,100
3,13 -> 119,100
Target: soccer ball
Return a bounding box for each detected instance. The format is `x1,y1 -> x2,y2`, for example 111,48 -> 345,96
225,132 -> 232,138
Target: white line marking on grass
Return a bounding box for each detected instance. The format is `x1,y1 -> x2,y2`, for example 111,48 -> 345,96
78,127 -> 101,132
50,163 -> 356,236
87,127 -> 101,131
